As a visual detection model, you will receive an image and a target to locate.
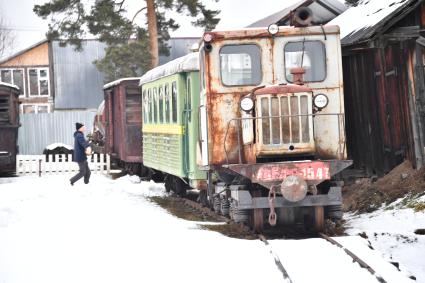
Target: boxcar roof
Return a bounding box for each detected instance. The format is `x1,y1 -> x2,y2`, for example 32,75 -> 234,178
139,52 -> 199,86
0,82 -> 20,91
103,77 -> 140,90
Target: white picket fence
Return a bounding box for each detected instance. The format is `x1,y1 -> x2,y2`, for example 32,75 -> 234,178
16,154 -> 111,176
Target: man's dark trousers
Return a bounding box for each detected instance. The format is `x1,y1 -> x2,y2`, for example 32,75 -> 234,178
70,160 -> 91,184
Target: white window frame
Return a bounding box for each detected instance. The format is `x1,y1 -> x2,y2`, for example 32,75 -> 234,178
0,68 -> 26,97
20,103 -> 51,114
27,67 -> 50,97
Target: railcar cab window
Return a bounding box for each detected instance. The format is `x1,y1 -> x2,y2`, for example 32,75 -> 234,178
148,89 -> 153,123
220,44 -> 262,86
284,41 -> 326,83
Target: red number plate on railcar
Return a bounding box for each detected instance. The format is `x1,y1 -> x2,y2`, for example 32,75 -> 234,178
254,162 -> 330,182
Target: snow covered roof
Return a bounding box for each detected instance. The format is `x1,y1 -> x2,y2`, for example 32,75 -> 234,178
0,82 -> 20,91
328,0 -> 420,46
248,0 -> 347,27
45,143 -> 73,150
139,52 -> 199,86
103,77 -> 140,90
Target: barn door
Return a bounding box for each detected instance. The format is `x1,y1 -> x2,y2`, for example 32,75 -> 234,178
383,44 -> 413,168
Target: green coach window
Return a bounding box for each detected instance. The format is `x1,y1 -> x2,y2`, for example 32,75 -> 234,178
153,87 -> 158,123
148,89 -> 153,123
159,85 -> 164,123
142,90 -> 147,123
172,82 -> 177,123
165,83 -> 170,123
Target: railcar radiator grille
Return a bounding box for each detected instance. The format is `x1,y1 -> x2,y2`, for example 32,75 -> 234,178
258,94 -> 312,145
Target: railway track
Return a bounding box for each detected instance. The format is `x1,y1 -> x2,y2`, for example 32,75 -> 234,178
166,194 -> 390,283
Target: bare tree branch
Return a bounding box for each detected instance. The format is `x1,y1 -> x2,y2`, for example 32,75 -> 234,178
131,6 -> 147,24
0,17 -> 15,58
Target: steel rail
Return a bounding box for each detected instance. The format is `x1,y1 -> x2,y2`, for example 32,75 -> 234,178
318,233 -> 387,283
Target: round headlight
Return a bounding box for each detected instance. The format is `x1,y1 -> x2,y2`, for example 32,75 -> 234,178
240,97 -> 254,112
313,94 -> 329,109
268,23 -> 279,35
203,33 -> 213,43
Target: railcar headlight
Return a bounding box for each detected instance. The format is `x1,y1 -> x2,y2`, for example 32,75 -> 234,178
268,23 -> 279,35
240,97 -> 254,112
313,93 -> 329,109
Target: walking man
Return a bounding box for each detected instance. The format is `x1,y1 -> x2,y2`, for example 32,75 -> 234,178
70,123 -> 92,185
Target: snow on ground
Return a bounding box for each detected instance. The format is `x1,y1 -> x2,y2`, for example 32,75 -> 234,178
345,199 -> 425,283
0,174 -> 417,283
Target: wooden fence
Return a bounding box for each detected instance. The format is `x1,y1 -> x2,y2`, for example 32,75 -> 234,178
16,154 -> 111,176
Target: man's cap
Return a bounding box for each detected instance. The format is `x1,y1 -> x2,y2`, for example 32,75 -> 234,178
76,122 -> 84,131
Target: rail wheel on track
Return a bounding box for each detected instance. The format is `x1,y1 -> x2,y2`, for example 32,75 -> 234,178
315,206 -> 325,232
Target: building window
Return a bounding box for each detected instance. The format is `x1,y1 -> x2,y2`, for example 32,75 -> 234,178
28,68 -> 50,96
0,69 -> 25,96
21,104 -> 50,114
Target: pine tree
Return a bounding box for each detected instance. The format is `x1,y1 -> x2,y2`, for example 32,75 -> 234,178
34,0 -> 220,81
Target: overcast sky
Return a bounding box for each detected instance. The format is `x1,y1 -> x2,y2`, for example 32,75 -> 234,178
0,0 -> 328,59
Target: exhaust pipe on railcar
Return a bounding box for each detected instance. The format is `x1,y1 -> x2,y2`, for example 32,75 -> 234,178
292,7 -> 313,27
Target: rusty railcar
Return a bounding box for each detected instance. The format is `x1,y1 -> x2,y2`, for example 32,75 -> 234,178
197,10 -> 352,231
0,82 -> 20,174
103,78 -> 145,175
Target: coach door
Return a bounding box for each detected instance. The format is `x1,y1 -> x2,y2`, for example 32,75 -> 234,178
183,76 -> 192,175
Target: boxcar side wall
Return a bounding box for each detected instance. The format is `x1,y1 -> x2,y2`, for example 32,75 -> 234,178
0,85 -> 20,173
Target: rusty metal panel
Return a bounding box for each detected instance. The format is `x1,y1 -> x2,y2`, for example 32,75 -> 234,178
0,83 -> 20,172
103,79 -> 142,163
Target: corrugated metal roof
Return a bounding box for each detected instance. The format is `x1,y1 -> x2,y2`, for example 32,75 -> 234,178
139,52 -> 199,85
159,37 -> 200,65
52,40 -> 106,109
247,0 -> 347,27
328,0 -> 421,46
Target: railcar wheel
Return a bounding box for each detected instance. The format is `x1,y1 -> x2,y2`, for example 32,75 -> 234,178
164,176 -> 172,193
174,177 -> 187,197
315,206 -> 325,232
251,190 -> 264,233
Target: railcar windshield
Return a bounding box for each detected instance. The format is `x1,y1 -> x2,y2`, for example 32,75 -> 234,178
220,44 -> 262,86
284,40 -> 326,82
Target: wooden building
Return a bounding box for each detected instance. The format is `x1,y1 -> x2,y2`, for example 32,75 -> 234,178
0,40 -> 52,114
329,0 -> 425,176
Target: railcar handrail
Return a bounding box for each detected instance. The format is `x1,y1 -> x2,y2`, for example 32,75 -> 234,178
223,112 -> 346,165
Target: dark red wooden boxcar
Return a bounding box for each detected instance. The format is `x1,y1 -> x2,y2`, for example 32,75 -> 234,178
103,78 -> 143,174
0,82 -> 20,173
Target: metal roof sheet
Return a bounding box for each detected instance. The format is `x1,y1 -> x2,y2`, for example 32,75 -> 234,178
52,40 -> 106,109
328,0 -> 420,46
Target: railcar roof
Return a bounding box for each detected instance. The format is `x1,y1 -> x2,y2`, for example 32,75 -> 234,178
139,52 -> 199,86
0,82 -> 20,91
103,77 -> 140,90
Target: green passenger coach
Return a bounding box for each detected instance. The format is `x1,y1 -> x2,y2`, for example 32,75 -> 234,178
139,52 -> 206,194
